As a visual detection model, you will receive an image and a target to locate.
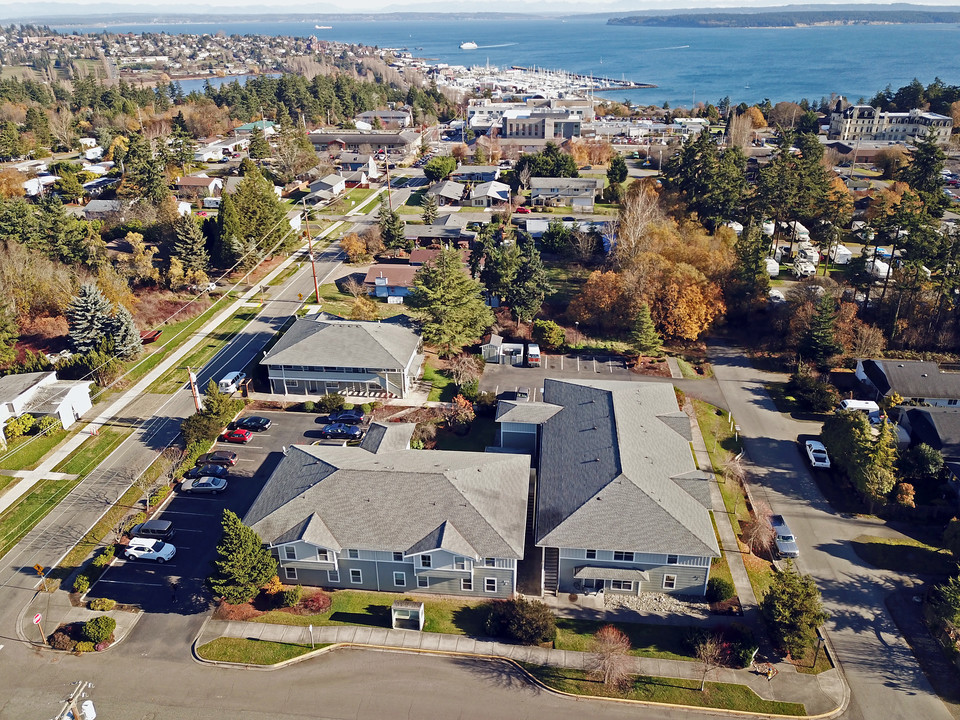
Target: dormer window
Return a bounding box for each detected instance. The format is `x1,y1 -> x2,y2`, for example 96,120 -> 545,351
420,554 -> 432,568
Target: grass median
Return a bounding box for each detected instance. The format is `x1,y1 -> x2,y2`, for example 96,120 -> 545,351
197,637 -> 324,665
522,664 -> 805,716
852,534 -> 956,576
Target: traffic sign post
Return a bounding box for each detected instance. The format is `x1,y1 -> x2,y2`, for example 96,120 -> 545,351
33,564 -> 48,593
33,613 -> 45,645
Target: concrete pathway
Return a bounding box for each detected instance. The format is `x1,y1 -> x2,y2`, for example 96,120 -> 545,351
195,618 -> 845,716
666,356 -> 683,379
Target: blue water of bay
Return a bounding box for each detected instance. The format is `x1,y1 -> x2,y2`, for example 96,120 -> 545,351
56,16 -> 960,108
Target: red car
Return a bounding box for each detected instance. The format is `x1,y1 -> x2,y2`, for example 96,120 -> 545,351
514,206 -> 530,214
221,429 -> 252,444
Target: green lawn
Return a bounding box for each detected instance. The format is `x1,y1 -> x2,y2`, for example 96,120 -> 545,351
423,362 -> 458,402
434,416 -> 497,452
0,475 -> 16,496
543,263 -> 588,305
147,309 -> 260,394
554,618 -> 695,661
312,283 -> 409,321
523,665 -> 805,716
0,477 -> 79,560
764,381 -> 803,415
346,188 -> 377,206
53,427 -> 132,476
852,534 -> 957,576
397,190 -> 426,214
197,638 -> 319,665
0,428 -> 71,472
252,589 -> 488,635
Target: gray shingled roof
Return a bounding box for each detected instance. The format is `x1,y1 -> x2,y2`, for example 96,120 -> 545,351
359,422 -> 415,453
244,443 -> 529,559
0,372 -> 51,401
861,359 -> 960,399
536,379 -> 720,558
574,566 -> 650,582
496,400 -> 562,424
427,180 -> 465,200
260,315 -> 420,371
22,380 -> 91,415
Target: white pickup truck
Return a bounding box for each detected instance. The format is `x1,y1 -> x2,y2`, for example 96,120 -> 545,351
771,515 -> 800,558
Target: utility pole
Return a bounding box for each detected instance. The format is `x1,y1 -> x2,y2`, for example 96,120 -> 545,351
186,367 -> 201,412
53,680 -> 95,720
383,146 -> 394,212
301,199 -> 320,304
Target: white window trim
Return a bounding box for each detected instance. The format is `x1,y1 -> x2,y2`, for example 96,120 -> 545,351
284,546 -> 296,560
393,571 -> 406,587
585,549 -> 597,559
663,574 -> 677,590
328,569 -> 340,583
484,577 -> 497,593
666,554 -> 679,565
420,554 -> 432,568
484,557 -> 496,567
284,567 -> 298,581
454,556 -> 466,570
317,549 -> 329,561
348,549 -> 359,559
417,576 -> 429,588
350,569 -> 363,584
461,578 -> 473,591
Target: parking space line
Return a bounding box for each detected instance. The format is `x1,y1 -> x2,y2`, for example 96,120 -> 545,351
96,579 -> 168,587
159,511 -> 221,517
609,360 -> 614,373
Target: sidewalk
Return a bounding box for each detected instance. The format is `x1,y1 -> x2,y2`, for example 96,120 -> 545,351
195,618 -> 846,716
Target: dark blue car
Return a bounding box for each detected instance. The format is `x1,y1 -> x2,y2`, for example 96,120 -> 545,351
328,409 -> 364,424
318,423 -> 363,440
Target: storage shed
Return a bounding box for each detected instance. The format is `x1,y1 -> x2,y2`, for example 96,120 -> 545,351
391,600 -> 424,631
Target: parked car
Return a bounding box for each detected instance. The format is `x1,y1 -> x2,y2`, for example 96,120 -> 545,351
317,423 -> 363,440
190,282 -> 217,293
771,515 -> 799,558
183,464 -> 229,480
124,538 -> 176,563
238,416 -> 272,432
195,451 -> 237,467
218,371 -> 246,394
804,440 -> 831,469
329,408 -> 364,424
514,206 -> 530,214
221,428 -> 252,444
181,476 -> 229,494
129,519 -> 175,542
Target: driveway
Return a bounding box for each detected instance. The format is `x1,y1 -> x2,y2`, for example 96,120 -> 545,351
708,339 -> 952,720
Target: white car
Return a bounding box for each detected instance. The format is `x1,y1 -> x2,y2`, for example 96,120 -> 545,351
805,440 -> 831,469
124,538 -> 176,563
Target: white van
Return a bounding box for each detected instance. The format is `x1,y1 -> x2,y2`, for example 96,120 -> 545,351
837,399 -> 880,414
218,371 -> 246,394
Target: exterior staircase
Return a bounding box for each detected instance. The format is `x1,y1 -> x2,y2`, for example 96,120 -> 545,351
543,547 -> 559,597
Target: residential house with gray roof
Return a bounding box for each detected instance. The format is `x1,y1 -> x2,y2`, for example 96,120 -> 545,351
856,359 -> 960,406
260,313 -> 423,399
243,423 -> 530,597
496,379 -> 719,597
529,177 -> 603,212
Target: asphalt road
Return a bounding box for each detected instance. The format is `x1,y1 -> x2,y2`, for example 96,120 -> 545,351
708,340 -> 952,720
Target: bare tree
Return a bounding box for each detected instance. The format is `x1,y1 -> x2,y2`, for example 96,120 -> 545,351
587,625 -> 633,689
517,164 -> 532,193
48,107 -> 76,150
449,353 -> 481,388
743,499 -> 775,556
342,277 -> 366,298
611,181 -> 663,272
134,473 -> 156,514
570,230 -> 598,264
696,633 -> 725,691
727,113 -> 753,151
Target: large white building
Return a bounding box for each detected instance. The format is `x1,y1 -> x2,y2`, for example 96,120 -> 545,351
828,98 -> 953,145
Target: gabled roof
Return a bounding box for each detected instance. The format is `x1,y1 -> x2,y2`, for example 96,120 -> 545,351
904,407 -> 960,459
496,400 -> 562,424
529,177 -> 603,190
339,153 -> 374,164
535,379 -> 719,557
861,358 -> 960,399
363,264 -> 418,288
244,443 -> 530,558
0,372 -> 52,401
359,422 -> 415,453
427,180 -> 466,200
471,181 -> 510,200
260,314 -> 421,371
176,175 -> 220,187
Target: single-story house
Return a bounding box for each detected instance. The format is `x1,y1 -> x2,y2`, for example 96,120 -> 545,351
468,181 -> 511,208
451,166 -> 501,184
242,422 -> 529,598
235,120 -> 277,137
856,359 -> 960,406
82,178 -> 120,198
286,209 -> 303,233
426,180 -> 466,206
403,224 -> 475,247
260,313 -> 424,399
355,109 -> 413,129
495,379 -> 719,597
337,153 -> 380,180
900,407 -> 960,459
174,175 -> 223,198
309,130 -> 421,159
530,177 -> 603,212
363,264 -> 419,298
309,174 -> 347,197
340,170 -> 370,188
0,372 -> 92,445
23,175 -> 58,197
176,201 -> 193,217
83,199 -> 122,220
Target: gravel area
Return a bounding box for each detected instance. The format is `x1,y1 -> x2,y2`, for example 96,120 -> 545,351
604,591 -> 710,619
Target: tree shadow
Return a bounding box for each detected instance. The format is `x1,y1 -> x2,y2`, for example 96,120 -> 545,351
450,655 -> 544,693
451,604 -> 491,637
329,604 -> 391,628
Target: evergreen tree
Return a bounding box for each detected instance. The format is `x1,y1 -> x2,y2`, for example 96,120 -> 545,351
67,283 -> 113,353
120,132 -> 170,206
173,215 -> 210,272
231,167 -> 289,261
421,192 -> 438,225
377,194 -> 408,252
505,242 -> 548,323
409,248 -> 493,356
169,125 -> 194,176
631,303 -> 662,356
208,509 -> 277,605
108,305 -> 142,359
863,419 -> 898,508
799,294 -> 841,367
248,127 -> 270,160
760,561 -> 829,658
0,304 -> 19,367
607,154 -> 628,186
899,131 -> 947,217
728,221 -> 770,315
216,192 -> 243,263
0,121 -> 23,159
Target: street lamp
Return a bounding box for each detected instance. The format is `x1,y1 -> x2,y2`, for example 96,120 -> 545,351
574,321 -> 580,347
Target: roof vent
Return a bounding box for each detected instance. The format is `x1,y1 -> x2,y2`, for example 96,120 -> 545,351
921,373 -> 928,377
898,363 -> 904,367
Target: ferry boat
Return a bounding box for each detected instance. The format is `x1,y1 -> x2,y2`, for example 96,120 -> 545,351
459,41 -> 478,50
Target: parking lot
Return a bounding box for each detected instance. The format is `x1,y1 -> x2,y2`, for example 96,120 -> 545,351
87,410 -> 337,613
479,354 -> 637,402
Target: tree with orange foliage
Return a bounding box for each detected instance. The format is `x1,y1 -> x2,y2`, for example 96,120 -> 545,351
645,259 -> 725,341
587,625 -> 632,688
744,105 -> 767,129
568,270 -> 634,333
0,169 -> 23,198
341,232 -> 370,263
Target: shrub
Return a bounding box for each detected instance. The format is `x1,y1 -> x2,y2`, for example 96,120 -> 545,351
82,615 -> 116,644
475,391 -> 498,417
91,545 -> 116,568
72,574 -> 91,594
361,403 -> 373,413
36,415 -> 62,434
95,641 -> 111,651
124,511 -> 147,533
533,319 -> 566,351
726,624 -> 759,669
149,484 -> 171,506
89,597 -> 116,612
181,412 -> 225,446
460,379 -> 480,401
4,413 -> 35,439
300,591 -> 332,614
706,577 -> 736,603
282,585 -> 304,608
49,631 -> 75,651
787,367 -> 839,413
343,402 -> 355,410
315,394 -> 345,413
485,597 -> 556,645
74,641 -> 96,653
302,401 -> 316,413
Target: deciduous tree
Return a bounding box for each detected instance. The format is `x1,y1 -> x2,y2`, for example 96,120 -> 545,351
568,270 -> 633,333
423,155 -> 457,182
588,625 -> 632,689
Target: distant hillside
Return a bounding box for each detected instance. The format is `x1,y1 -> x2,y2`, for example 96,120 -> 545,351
608,10 -> 960,27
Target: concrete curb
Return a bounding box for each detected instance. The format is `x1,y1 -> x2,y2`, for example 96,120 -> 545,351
189,627 -> 847,719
